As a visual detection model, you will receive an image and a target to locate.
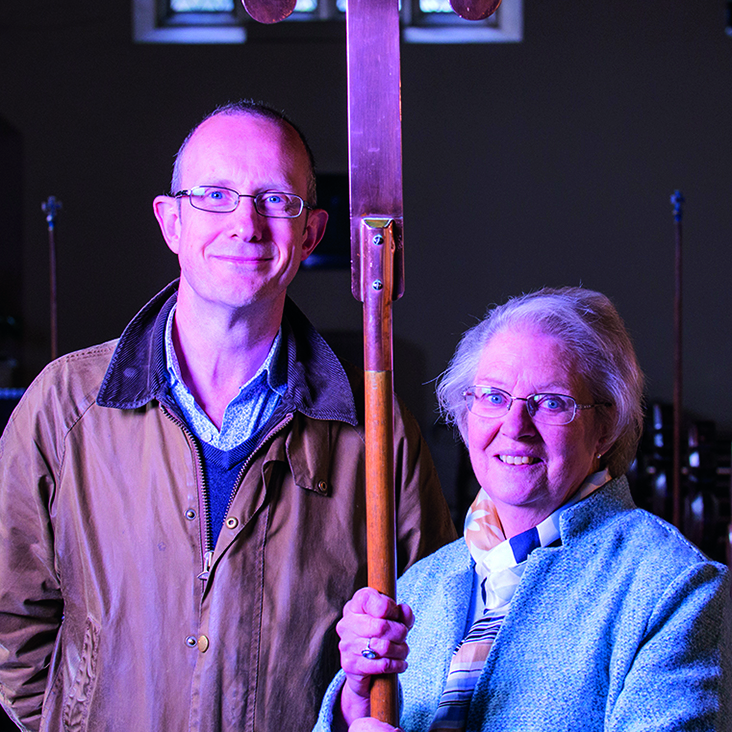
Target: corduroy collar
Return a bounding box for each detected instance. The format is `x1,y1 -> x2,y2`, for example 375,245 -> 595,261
97,280 -> 358,427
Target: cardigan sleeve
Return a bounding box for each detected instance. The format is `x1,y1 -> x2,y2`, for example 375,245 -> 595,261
606,560 -> 731,732
311,670 -> 346,732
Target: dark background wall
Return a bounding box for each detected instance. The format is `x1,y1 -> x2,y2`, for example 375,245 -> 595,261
1,0 -> 731,442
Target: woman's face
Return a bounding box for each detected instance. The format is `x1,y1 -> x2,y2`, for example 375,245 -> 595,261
467,326 -> 608,537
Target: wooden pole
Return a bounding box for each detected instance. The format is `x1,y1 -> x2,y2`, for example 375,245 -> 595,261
671,190 -> 684,528
346,0 -> 405,717
42,196 -> 61,361
360,219 -> 399,722
236,1 -> 504,722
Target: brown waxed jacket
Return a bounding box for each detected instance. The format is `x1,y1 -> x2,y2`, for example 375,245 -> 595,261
0,282 -> 457,732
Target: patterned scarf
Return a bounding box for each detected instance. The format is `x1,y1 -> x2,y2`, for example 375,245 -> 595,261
429,470 -> 611,731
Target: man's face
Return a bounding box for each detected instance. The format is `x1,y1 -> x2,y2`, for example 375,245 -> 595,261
154,113 -> 326,317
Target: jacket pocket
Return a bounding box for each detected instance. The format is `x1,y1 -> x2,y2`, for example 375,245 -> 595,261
62,616 -> 100,731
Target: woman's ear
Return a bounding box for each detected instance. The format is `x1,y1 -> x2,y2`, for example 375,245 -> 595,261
594,413 -> 616,464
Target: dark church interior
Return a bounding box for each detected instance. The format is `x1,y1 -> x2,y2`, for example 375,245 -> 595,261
1,1 -> 731,727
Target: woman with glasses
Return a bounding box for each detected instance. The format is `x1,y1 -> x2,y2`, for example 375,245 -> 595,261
314,287 -> 730,732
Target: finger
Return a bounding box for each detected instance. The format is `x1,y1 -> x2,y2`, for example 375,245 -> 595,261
345,587 -> 402,620
341,643 -> 408,702
338,590 -> 411,647
348,634 -> 409,662
349,718 -> 403,732
343,652 -> 408,679
336,616 -> 410,660
396,602 -> 414,629
337,610 -> 410,641
340,636 -> 409,681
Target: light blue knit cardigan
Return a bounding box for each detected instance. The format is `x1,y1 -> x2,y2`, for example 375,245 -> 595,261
314,476 -> 731,731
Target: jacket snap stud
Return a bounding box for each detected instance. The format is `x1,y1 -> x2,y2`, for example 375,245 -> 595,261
185,635 -> 197,648
185,509 -> 196,520
198,635 -> 210,653
225,517 -> 238,530
317,480 -> 328,493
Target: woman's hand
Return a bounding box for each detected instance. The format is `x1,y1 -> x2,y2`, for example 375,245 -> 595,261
336,587 -> 414,726
350,719 -> 403,732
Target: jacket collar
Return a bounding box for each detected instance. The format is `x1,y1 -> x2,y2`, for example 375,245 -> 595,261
279,297 -> 358,425
559,475 -> 635,542
97,280 -> 358,426
96,281 -> 177,409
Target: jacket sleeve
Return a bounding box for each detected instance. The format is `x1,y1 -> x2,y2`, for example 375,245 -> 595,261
0,382 -> 65,731
310,669 -> 346,732
392,395 -> 458,575
607,561 -> 731,732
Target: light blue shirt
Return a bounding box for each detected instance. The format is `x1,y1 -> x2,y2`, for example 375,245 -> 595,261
164,305 -> 286,451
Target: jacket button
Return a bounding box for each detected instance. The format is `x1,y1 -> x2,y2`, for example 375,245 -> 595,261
225,517 -> 238,530
198,635 -> 210,653
317,480 -> 328,494
185,509 -> 196,520
185,636 -> 197,648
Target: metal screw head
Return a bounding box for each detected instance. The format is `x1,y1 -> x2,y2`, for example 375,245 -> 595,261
373,235 -> 384,245
372,280 -> 384,290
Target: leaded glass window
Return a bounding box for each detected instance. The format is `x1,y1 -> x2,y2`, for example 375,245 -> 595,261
133,0 -> 522,43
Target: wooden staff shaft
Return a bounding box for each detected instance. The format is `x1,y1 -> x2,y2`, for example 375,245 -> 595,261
345,0 -> 404,720
361,219 -> 398,722
364,371 -> 398,717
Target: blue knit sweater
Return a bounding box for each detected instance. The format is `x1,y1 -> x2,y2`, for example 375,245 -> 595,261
314,476 -> 731,731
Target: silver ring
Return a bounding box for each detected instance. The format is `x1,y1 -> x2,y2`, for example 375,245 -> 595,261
361,638 -> 378,660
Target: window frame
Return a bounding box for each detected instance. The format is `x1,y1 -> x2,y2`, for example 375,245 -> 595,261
132,0 -> 522,44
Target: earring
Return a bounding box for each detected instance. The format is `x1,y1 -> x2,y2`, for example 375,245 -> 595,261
596,453 -> 603,459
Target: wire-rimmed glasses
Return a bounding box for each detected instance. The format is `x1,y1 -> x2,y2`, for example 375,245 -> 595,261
173,186 -> 312,219
463,385 -> 611,426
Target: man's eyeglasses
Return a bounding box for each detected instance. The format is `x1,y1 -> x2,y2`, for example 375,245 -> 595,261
463,385 -> 611,426
173,186 -> 312,219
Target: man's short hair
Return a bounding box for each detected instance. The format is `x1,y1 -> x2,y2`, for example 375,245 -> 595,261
170,100 -> 318,205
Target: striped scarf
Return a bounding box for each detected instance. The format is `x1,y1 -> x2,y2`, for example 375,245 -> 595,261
429,470 -> 611,731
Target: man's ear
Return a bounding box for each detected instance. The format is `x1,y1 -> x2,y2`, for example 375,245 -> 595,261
300,208 -> 329,262
153,195 -> 181,254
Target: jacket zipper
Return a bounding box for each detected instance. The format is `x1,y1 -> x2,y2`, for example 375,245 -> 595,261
162,404 -> 294,582
160,405 -> 213,580
198,550 -> 215,582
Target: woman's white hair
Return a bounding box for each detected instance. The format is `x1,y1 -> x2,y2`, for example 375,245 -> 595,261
435,287 -> 645,477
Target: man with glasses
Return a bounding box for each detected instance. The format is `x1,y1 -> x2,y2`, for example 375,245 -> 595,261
0,101 -> 456,732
